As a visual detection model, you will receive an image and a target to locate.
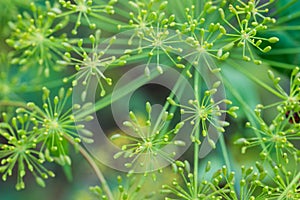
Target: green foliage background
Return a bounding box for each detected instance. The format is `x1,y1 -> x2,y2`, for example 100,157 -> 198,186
0,0 -> 300,199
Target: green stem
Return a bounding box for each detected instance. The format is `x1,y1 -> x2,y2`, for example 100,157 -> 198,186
276,11 -> 300,25
113,5 -> 134,18
151,66 -> 190,136
76,68 -> 161,119
261,59 -> 296,70
219,133 -> 231,172
271,0 -> 299,17
193,71 -> 200,197
155,76 -> 186,140
90,13 -> 125,26
267,25 -> 300,31
193,127 -> 200,197
222,78 -> 271,163
263,47 -> 300,55
18,80 -> 64,93
0,101 -> 29,108
65,136 -> 114,200
226,59 -> 286,99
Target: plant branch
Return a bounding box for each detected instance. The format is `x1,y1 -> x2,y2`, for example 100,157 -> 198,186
75,67 -> 162,119
226,59 -> 287,99
261,59 -> 297,70
219,133 -> 231,172
193,71 -> 200,197
65,136 -> 114,200
262,47 -> 300,55
267,25 -> 300,31
0,100 -> 29,108
222,78 -> 272,164
276,10 -> 300,25
271,0 -> 299,17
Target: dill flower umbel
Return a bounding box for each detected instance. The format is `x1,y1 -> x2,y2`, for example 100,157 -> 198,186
177,2 -> 229,63
267,67 -> 300,123
163,161 -> 267,200
118,1 -> 183,75
16,87 -> 94,166
162,161 -> 227,199
236,105 -> 300,164
236,67 -> 300,163
167,81 -> 238,149
260,164 -> 300,199
111,102 -> 186,172
218,0 -> 278,63
6,1 -> 69,76
0,113 -> 55,190
58,0 -> 117,35
59,30 -> 120,99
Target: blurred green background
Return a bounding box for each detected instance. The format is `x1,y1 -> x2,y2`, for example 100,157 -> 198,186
1,0 -> 300,199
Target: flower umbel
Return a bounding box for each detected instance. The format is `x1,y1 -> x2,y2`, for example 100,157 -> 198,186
59,30 -> 120,99
260,163 -> 300,199
163,161 -> 267,200
90,174 -> 156,199
0,113 -> 55,190
168,81 -> 238,148
119,0 -> 182,75
218,0 -> 278,63
236,105 -> 300,164
58,0 -> 116,34
162,161 -> 226,199
111,102 -> 185,172
236,68 -> 300,163
16,87 -> 94,166
6,1 -> 69,76
266,68 -> 300,123
177,2 -> 229,64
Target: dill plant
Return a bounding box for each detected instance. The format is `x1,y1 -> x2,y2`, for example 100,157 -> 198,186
0,0 -> 300,199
